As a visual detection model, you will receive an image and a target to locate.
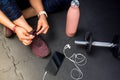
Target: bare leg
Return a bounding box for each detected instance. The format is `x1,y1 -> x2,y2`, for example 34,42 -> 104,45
22,7 -> 37,19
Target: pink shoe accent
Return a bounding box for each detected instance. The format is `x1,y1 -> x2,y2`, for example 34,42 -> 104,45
66,0 -> 80,37
31,36 -> 50,58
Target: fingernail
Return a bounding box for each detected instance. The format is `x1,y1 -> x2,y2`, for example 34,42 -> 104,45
30,35 -> 34,37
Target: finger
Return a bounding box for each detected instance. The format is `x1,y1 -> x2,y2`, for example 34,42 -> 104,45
37,23 -> 42,31
29,35 -> 35,39
22,40 -> 32,45
24,31 -> 35,38
21,34 -> 34,40
23,31 -> 30,36
21,36 -> 32,40
25,39 -> 32,44
37,24 -> 49,35
42,28 -> 48,34
22,42 -> 28,46
36,27 -> 45,35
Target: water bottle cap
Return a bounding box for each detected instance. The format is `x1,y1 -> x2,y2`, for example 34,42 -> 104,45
71,0 -> 80,7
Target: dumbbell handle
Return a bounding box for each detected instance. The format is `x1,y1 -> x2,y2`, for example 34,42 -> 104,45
75,40 -> 116,47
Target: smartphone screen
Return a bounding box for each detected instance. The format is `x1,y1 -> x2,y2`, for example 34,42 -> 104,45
45,51 -> 65,75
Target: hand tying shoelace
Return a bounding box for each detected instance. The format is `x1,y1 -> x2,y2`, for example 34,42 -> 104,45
29,28 -> 50,58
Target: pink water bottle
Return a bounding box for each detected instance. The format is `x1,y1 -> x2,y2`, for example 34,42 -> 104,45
66,0 -> 80,37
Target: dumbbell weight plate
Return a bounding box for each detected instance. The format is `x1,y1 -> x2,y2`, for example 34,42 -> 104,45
85,32 -> 93,54
111,35 -> 120,59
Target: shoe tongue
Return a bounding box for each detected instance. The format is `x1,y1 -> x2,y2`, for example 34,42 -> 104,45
34,36 -> 43,47
29,29 -> 37,36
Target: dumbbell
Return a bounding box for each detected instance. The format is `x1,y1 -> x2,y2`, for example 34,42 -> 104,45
74,32 -> 120,59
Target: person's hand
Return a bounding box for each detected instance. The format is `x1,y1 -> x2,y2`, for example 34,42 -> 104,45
15,26 -> 34,45
36,15 -> 49,35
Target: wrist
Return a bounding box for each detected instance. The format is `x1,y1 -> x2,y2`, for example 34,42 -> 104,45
38,11 -> 48,18
12,25 -> 17,33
